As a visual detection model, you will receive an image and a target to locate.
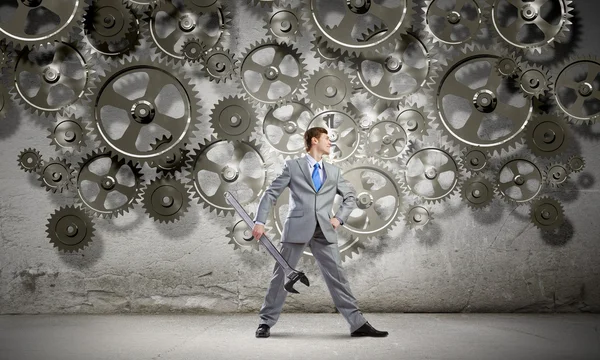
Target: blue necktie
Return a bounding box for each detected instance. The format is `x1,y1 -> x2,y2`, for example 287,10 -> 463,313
312,163 -> 322,191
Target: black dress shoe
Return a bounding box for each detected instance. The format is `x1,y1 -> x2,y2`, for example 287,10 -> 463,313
351,322 -> 388,337
256,324 -> 270,338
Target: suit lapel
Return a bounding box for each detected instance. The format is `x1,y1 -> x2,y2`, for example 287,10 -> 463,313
297,158 -> 316,192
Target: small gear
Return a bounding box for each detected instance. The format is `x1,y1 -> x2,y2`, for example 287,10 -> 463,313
264,5 -> 302,43
47,114 -> 89,154
181,38 -> 205,63
529,196 -> 564,231
422,0 -> 487,49
305,65 -> 357,111
495,53 -> 522,78
567,155 -> 585,173
18,148 -> 43,173
544,163 -> 570,188
462,174 -> 494,209
75,149 -> 145,219
524,113 -> 570,159
81,13 -> 141,60
462,146 -> 489,173
84,0 -> 135,46
227,212 -> 261,252
495,155 -> 544,206
489,0 -> 574,54
37,157 -> 75,193
46,205 -> 95,253
311,36 -> 346,65
363,117 -> 409,160
238,38 -> 307,107
210,95 -> 258,141
0,0 -> 86,49
405,204 -> 433,232
142,175 -> 190,223
552,55 -> 600,125
261,99 -> 313,158
394,99 -> 436,140
201,46 -> 238,83
308,108 -> 362,162
518,65 -> 552,99
148,135 -> 190,175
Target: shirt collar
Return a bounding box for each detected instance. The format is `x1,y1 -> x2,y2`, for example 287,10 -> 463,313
305,153 -> 323,169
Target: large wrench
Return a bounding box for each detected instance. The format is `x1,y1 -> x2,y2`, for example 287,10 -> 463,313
224,192 -> 310,294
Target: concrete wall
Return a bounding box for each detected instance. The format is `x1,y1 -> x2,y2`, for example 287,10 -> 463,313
1,0 -> 599,315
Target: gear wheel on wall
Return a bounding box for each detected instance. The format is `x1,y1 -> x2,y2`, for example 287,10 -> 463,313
227,213 -> 261,253
37,157 -> 75,193
489,0 -> 573,54
394,99 -> 437,140
461,174 -> 494,209
12,41 -> 94,117
0,0 -> 86,49
305,65 -> 357,111
495,52 -> 522,78
264,5 -> 302,43
311,35 -> 346,65
405,203 -> 433,233
184,0 -> 222,14
362,117 -> 409,161
544,162 -> 570,188
186,136 -> 271,216
303,0 -> 414,57
238,38 -> 307,107
529,196 -> 564,231
201,46 -> 238,83
422,0 -> 487,49
462,146 -> 489,173
308,108 -> 361,162
124,0 -> 164,12
261,99 -> 313,159
18,148 -> 43,173
47,113 -> 89,154
567,155 -> 584,173
210,95 -> 258,141
148,135 -> 190,175
0,42 -> 9,70
75,149 -> 145,219
181,38 -> 204,63
84,0 -> 135,46
523,113 -> 570,159
495,155 -> 544,206
46,205 -> 95,253
552,55 -> 600,125
142,175 -> 190,223
88,56 -> 200,166
517,64 -> 552,99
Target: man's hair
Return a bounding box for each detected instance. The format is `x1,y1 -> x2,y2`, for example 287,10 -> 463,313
304,127 -> 328,151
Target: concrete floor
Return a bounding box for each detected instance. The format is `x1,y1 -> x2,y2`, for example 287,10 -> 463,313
0,313 -> 599,360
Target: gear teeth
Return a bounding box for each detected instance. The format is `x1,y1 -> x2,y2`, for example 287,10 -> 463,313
405,202 -> 434,233
305,64 -> 358,112
148,135 -> 191,175
462,174 -> 495,209
47,114 -> 89,154
462,146 -> 490,174
544,163 -> 570,188
567,155 -> 585,173
227,212 -> 261,253
36,157 -> 75,193
142,175 -> 190,223
494,154 -> 545,207
210,95 -> 258,141
523,113 -> 570,159
264,4 -> 302,43
201,46 -> 239,83
46,205 -> 95,253
18,148 -> 44,173
529,196 -> 565,231
310,107 -> 363,163
311,36 -> 346,65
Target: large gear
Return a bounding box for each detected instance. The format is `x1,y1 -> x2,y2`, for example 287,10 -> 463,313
84,0 -> 135,46
305,65 -> 357,111
201,46 -> 238,83
210,95 -> 258,141
186,136 -> 271,216
142,175 -> 190,223
422,0 -> 487,49
489,0 -> 573,54
308,108 -> 361,162
46,205 -> 95,253
428,44 -> 533,155
544,162 -> 570,188
47,113 -> 89,154
462,146 -> 489,173
552,56 -> 600,125
529,196 -> 564,231
400,140 -> 463,204
75,149 -> 145,219
17,148 -> 43,173
12,41 -> 94,117
264,5 -> 302,43
523,113 -> 570,159
362,117 -> 409,161
148,135 -> 190,175
238,38 -> 307,107
87,56 -> 200,166
0,0 -> 86,49
303,0 -> 414,57
37,157 -> 75,193
495,155 -> 544,206
261,99 -> 313,159
461,174 -> 494,209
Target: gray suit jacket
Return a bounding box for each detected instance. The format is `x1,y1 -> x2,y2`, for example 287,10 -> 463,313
255,157 -> 357,244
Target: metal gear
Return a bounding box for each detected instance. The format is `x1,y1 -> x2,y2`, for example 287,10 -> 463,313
148,135 -> 190,175
201,46 -> 238,83
46,205 -> 95,253
495,53 -> 522,78
180,38 -> 204,63
238,38 -> 307,107
81,12 -> 141,60
37,157 -> 75,193
146,1 -> 230,64
308,108 -> 361,162
518,64 -> 552,99
428,44 -> 533,156
210,95 -> 258,141
303,0 -> 414,57
186,136 -> 270,216
495,155 -> 544,206
462,174 -> 494,209
405,203 -> 433,232
88,56 -> 200,166
124,0 -> 164,12
567,155 -> 584,173
184,0 -> 222,14
264,5 -> 302,43
0,42 -> 8,70
0,0 -> 86,49
12,41 -> 94,117
142,175 -> 190,223
247,0 -> 282,6
394,99 -> 436,140
523,113 -> 570,159
261,99 -> 313,158
84,0 -> 135,46
18,148 -> 43,173
489,0 -> 573,54
310,35 -> 346,65
47,113 -> 89,154
544,162 -> 570,188
227,212 -> 261,252
552,56 -> 600,125
75,149 -> 145,219
462,146 -> 489,173
529,196 -> 564,231
422,0 -> 487,49
363,117 -> 409,161
305,65 -> 357,111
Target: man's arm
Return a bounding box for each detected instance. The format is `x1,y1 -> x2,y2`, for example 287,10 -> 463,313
254,160 -> 292,225
333,169 -> 356,224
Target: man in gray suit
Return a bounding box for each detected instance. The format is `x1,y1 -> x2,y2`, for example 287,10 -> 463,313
252,127 -> 388,338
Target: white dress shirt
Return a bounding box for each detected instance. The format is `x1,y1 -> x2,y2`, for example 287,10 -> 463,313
305,153 -> 325,184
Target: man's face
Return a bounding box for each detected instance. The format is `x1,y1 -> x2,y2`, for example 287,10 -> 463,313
313,133 -> 331,155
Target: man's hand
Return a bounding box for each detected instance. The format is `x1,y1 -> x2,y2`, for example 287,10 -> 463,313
252,223 -> 265,241
330,217 -> 341,229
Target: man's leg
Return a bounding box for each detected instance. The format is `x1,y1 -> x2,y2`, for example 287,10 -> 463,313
309,226 -> 367,333
258,241 -> 306,328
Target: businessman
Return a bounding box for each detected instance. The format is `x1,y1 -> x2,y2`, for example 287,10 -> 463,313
252,126 -> 388,338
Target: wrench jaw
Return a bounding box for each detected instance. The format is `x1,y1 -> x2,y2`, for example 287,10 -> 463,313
284,271 -> 310,294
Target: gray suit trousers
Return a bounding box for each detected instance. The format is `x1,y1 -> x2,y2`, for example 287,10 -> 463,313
258,225 -> 368,333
